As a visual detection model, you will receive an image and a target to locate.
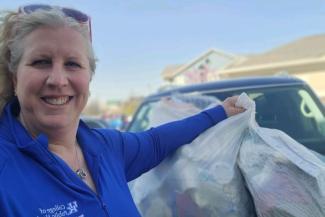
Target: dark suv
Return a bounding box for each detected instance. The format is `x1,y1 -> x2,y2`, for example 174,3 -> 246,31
127,76 -> 325,155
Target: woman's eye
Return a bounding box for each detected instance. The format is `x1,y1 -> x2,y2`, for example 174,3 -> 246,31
65,61 -> 81,68
31,59 -> 51,66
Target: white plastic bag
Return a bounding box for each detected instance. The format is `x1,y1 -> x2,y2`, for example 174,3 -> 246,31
130,93 -> 256,217
237,94 -> 325,217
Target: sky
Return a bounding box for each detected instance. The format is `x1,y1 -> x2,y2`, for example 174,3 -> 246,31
2,0 -> 325,102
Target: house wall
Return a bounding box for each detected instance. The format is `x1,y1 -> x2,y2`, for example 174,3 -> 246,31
173,52 -> 234,85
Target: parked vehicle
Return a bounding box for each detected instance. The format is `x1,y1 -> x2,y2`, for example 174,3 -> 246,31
126,76 -> 325,155
81,116 -> 109,129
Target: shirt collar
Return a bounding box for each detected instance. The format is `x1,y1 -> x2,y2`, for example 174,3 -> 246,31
1,98 -> 104,163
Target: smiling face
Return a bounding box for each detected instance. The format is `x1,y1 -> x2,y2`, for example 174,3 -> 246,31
14,26 -> 91,136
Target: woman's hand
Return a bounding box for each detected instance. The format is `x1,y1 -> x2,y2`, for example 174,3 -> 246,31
222,96 -> 245,117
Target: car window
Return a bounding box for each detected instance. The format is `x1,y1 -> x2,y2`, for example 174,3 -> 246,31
207,86 -> 325,153
128,103 -> 154,132
298,89 -> 325,137
245,87 -> 325,141
184,86 -> 324,144
128,85 -> 325,154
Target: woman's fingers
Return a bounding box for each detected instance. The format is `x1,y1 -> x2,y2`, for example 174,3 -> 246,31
222,96 -> 246,117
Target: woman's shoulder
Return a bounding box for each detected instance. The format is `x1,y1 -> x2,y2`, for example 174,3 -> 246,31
92,128 -> 147,144
91,128 -> 123,145
0,138 -> 13,176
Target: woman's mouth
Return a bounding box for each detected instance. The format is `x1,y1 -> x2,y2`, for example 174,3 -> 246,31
41,96 -> 73,105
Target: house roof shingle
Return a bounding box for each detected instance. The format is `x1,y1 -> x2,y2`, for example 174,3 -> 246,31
227,34 -> 325,69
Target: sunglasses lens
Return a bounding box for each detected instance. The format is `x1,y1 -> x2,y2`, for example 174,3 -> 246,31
22,5 -> 89,23
20,4 -> 91,41
62,8 -> 89,23
22,4 -> 52,13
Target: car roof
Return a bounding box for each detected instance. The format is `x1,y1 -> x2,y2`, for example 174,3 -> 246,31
147,76 -> 305,100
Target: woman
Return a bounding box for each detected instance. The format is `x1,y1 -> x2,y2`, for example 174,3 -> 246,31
0,4 -> 244,217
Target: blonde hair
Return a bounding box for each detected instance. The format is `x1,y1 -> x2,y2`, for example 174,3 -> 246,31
0,8 -> 97,113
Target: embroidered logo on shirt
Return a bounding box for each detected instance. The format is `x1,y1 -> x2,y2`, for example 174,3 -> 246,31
37,201 -> 84,217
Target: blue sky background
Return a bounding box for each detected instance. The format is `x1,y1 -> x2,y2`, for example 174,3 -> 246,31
2,0 -> 325,101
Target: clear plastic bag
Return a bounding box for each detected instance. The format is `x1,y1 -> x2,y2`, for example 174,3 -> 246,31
237,94 -> 325,217
148,93 -> 221,125
130,93 -> 256,217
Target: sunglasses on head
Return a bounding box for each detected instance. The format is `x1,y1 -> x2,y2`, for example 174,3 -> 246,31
18,4 -> 92,41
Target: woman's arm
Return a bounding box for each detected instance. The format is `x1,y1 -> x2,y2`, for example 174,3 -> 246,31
122,105 -> 227,181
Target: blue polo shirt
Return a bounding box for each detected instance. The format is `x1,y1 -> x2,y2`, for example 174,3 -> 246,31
0,99 -> 227,217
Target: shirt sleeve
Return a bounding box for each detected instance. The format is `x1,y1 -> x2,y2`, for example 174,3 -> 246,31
121,105 -> 227,181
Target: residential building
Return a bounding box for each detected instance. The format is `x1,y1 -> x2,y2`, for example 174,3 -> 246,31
161,35 -> 325,102
161,49 -> 237,87
219,34 -> 325,102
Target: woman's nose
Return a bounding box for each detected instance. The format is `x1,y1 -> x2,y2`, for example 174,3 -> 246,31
46,64 -> 69,87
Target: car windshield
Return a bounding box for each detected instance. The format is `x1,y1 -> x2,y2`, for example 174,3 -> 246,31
128,85 -> 325,154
